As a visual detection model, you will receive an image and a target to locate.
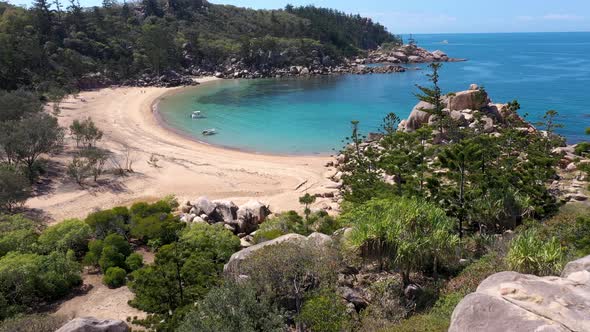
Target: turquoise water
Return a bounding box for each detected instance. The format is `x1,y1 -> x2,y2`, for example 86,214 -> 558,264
158,32 -> 590,154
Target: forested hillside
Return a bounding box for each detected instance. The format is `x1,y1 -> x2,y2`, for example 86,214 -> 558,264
0,0 -> 398,93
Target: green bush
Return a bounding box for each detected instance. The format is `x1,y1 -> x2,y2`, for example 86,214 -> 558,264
96,233 -> 132,271
126,253 -> 144,271
253,211 -> 308,243
506,228 -> 565,276
0,314 -> 67,332
307,210 -> 341,235
0,215 -> 38,257
85,207 -> 130,239
178,282 -> 285,332
104,267 -> 127,288
82,239 -> 103,267
37,219 -> 91,256
574,142 -> 590,156
344,197 -> 459,283
0,252 -> 81,319
298,290 -> 350,332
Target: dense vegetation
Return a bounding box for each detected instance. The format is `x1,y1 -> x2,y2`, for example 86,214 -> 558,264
0,0 -> 398,93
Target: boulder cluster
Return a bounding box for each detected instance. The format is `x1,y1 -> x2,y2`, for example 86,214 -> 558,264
399,84 -> 534,136
449,255 -> 590,332
357,44 -> 466,65
179,197 -> 271,248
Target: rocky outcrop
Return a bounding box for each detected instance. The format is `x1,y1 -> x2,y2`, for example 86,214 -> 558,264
122,70 -> 198,88
449,255 -> 590,332
363,44 -> 466,65
224,233 -> 333,276
56,317 -> 129,332
181,197 -> 271,243
398,84 -> 534,136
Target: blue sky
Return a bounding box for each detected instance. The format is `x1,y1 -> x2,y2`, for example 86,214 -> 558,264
7,0 -> 590,33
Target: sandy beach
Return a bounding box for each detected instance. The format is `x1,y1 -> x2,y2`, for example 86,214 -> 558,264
27,77 -> 338,223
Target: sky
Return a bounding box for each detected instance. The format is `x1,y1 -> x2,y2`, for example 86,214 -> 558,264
7,0 -> 590,34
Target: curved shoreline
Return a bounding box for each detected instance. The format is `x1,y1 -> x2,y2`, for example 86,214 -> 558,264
27,79 -> 336,222
150,80 -> 331,158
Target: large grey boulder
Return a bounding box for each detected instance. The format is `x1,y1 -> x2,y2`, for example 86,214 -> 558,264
56,317 -> 129,332
449,257 -> 590,332
236,200 -> 271,234
406,101 -> 434,131
562,255 -> 590,278
448,88 -> 489,111
191,197 -> 217,217
212,199 -> 239,223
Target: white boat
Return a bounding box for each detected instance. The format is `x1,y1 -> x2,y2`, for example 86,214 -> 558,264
191,111 -> 205,119
202,128 -> 217,136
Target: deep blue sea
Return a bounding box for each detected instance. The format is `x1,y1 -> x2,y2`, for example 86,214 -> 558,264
158,32 -> 590,154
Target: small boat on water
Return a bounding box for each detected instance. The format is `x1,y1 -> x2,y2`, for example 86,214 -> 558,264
191,111 -> 205,119
441,40 -> 449,44
202,128 -> 217,136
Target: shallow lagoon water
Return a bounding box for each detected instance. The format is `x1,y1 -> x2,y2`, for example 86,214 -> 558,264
158,32 -> 590,154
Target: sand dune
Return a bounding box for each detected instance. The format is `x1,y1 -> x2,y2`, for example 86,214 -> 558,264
27,78 -> 337,222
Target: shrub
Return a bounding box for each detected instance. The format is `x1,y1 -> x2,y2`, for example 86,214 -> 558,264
506,228 -> 565,276
178,282 -> 285,332
344,197 -> 459,284
126,253 -> 144,271
307,210 -> 341,235
241,241 -> 341,325
0,166 -> 30,212
574,142 -> 590,156
0,314 -> 67,332
0,252 -> 81,319
97,233 -> 131,271
104,267 -> 127,288
37,219 -> 91,256
298,290 -> 350,332
0,215 -> 38,257
253,211 -> 308,243
82,239 -> 103,267
85,207 -> 130,239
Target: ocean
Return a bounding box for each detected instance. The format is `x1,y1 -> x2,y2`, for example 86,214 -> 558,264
157,32 -> 590,154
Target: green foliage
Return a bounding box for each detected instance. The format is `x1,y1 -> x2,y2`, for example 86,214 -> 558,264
0,165 -> 30,212
298,289 -> 350,332
128,223 -> 239,326
37,219 -> 91,256
0,90 -> 42,122
129,199 -> 184,245
539,206 -> 590,259
506,227 -> 565,276
0,252 -> 81,319
0,113 -> 64,181
103,266 -> 127,288
574,142 -> 590,156
0,1 -> 395,92
344,197 -> 459,283
0,314 -> 67,332
178,282 -> 285,332
125,253 -> 144,271
82,239 -> 103,267
85,206 -> 130,239
241,242 -> 340,323
307,210 -> 341,235
69,117 -> 103,148
98,233 -> 131,271
0,215 -> 38,257
253,211 -> 308,243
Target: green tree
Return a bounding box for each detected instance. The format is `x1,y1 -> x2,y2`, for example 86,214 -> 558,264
0,166 -> 30,212
125,252 -> 144,271
0,114 -> 64,182
415,63 -> 445,133
298,193 -> 316,220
